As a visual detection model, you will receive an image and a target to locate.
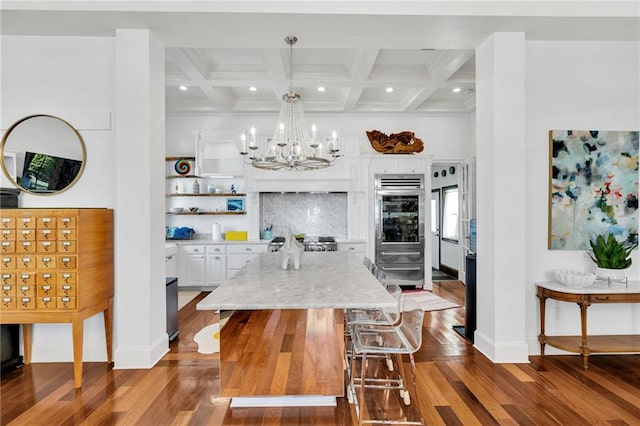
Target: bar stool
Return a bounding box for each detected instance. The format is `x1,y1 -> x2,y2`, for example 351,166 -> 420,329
349,308 -> 425,425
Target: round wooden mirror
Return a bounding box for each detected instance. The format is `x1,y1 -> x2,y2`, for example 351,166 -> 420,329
1,114 -> 86,195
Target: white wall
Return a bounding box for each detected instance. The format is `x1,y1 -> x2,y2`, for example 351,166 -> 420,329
524,41 -> 640,353
1,36 -> 116,361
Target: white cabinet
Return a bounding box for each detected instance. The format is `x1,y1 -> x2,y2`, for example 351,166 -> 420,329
205,244 -> 226,286
371,157 -> 426,174
227,243 -> 268,278
338,242 -> 367,261
179,245 -> 206,287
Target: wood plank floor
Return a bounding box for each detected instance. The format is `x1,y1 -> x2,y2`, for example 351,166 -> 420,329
2,281 -> 639,425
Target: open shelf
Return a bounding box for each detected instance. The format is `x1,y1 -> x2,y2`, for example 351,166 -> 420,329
166,193 -> 245,197
166,211 -> 246,215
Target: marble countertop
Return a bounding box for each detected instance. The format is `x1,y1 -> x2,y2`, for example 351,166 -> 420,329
197,252 -> 395,310
537,280 -> 640,294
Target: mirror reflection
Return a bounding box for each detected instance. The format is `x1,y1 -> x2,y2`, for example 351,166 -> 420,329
1,114 -> 86,195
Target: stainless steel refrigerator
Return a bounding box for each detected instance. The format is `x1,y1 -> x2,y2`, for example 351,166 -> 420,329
374,174 -> 425,289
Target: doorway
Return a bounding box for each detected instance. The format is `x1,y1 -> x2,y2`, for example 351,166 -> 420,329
430,164 -> 461,280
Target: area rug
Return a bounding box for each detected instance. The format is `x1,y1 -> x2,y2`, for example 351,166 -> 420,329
401,290 -> 460,312
194,322 -> 220,354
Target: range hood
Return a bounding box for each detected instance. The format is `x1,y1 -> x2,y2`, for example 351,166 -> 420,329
195,132 -> 244,177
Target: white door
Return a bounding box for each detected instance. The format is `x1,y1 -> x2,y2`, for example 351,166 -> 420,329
431,190 -> 440,270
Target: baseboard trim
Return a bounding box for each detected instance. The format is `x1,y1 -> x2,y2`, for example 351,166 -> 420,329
113,333 -> 169,369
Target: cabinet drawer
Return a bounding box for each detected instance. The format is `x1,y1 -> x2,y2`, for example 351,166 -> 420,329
38,284 -> 56,297
17,241 -> 36,253
227,244 -> 268,254
2,256 -> 17,269
16,256 -> 35,269
1,241 -> 15,253
37,229 -> 56,241
37,217 -> 57,229
57,296 -> 76,309
58,284 -> 77,297
181,245 -> 205,255
58,272 -> 77,285
36,256 -> 57,269
58,229 -> 76,240
58,240 -> 76,253
38,272 -> 56,285
58,256 -> 77,269
1,229 -> 15,240
17,217 -> 36,230
58,216 -> 76,229
2,285 -> 15,297
37,241 -> 57,253
37,296 -> 57,309
18,229 -> 35,241
17,297 -> 36,309
227,253 -> 259,269
17,285 -> 35,297
1,217 -> 15,229
1,296 -> 16,309
206,245 -> 226,254
17,273 -> 36,285
1,273 -> 15,285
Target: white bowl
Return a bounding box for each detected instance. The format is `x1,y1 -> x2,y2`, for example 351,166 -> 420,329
553,270 -> 596,288
169,207 -> 183,213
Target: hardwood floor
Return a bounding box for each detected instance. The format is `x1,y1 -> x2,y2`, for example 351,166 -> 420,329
2,281 -> 639,425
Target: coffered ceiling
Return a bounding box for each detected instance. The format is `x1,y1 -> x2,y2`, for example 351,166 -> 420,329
1,1 -> 637,115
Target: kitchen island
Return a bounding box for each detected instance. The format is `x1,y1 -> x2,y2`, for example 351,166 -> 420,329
197,251 -> 395,407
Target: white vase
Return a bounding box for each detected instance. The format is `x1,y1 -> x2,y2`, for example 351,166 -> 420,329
595,267 -> 627,281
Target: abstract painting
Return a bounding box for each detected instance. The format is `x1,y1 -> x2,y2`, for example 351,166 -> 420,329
549,130 -> 639,250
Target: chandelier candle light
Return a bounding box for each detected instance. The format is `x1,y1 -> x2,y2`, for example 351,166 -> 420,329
239,36 -> 341,171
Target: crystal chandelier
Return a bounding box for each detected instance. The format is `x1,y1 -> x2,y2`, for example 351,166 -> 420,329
239,36 -> 341,171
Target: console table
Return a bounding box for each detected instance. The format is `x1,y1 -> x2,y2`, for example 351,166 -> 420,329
536,280 -> 640,369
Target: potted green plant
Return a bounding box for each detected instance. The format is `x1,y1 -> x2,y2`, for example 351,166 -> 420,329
588,233 -> 638,280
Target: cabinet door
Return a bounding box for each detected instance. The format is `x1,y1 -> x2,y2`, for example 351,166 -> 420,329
206,254 -> 226,286
183,254 -> 206,286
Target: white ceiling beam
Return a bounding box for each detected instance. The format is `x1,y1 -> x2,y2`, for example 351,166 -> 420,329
403,50 -> 474,112
166,47 -> 232,110
343,49 -> 380,112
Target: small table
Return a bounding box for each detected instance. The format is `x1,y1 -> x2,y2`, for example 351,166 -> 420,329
536,280 -> 640,369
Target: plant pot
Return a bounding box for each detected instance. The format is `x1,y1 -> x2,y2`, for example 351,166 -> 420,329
595,267 -> 628,281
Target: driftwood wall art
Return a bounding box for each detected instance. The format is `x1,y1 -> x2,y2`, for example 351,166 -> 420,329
366,130 -> 424,154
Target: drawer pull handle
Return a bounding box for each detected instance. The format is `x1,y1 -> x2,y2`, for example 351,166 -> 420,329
43,297 -> 51,302
62,285 -> 71,290
2,286 -> 10,291
42,285 -> 51,291
61,297 -> 71,302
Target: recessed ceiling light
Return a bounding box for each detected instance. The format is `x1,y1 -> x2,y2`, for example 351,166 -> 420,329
452,87 -> 462,93
317,86 -> 326,92
179,85 -> 188,91
385,87 -> 394,93
249,86 -> 257,91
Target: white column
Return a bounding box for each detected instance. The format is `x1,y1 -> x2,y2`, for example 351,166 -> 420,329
114,29 -> 167,368
474,33 -> 529,363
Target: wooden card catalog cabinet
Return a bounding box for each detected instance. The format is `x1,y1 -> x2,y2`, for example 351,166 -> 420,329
0,208 -> 113,387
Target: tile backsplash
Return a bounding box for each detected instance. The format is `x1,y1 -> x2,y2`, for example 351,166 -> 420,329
259,192 -> 347,239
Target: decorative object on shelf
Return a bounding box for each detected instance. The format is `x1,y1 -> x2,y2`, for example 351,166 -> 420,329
366,130 -> 424,154
449,166 -> 455,175
174,158 -> 192,175
548,130 -> 639,250
227,198 -> 244,212
169,207 -> 184,213
588,233 -> 637,283
192,178 -> 200,194
238,36 -> 341,171
441,169 -> 447,177
280,229 -> 304,270
433,171 -> 438,178
231,184 -> 237,194
553,270 -> 596,288
166,226 -> 195,240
